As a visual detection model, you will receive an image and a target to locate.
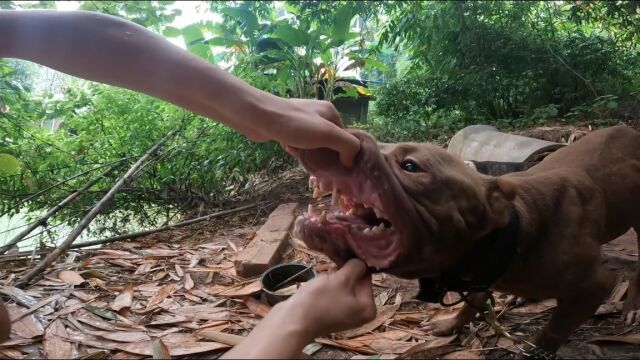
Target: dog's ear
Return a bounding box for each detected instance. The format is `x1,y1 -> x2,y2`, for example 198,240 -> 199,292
485,177 -> 517,227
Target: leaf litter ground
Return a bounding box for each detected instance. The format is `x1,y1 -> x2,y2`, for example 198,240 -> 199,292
2,128 -> 640,359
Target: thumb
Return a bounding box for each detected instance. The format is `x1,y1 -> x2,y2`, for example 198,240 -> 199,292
333,132 -> 360,168
335,258 -> 368,288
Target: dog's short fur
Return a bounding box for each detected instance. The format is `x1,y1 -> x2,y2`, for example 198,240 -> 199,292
296,125 -> 640,352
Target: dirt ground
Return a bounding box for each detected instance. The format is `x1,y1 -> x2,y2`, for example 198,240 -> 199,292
1,124 -> 640,359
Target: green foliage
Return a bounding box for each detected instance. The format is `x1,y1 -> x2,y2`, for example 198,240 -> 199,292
374,1 -> 640,136
1,84 -> 292,229
0,154 -> 21,175
3,0 -> 640,236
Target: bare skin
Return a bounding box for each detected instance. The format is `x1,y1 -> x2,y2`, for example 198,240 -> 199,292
221,259 -> 376,359
0,10 -> 360,166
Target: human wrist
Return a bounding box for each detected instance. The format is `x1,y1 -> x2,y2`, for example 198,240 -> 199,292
268,300 -> 318,342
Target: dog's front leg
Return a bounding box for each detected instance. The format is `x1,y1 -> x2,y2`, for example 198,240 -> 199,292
534,265 -> 615,352
425,292 -> 489,335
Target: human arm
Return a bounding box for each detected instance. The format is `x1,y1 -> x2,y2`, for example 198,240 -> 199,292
221,259 -> 376,359
0,10 -> 360,166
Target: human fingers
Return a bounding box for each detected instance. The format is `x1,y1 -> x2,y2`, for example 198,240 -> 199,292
334,258 -> 368,288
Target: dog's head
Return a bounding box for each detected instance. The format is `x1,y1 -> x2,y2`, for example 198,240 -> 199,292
294,130 -> 516,278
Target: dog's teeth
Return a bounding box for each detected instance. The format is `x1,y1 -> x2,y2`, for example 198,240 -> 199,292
307,204 -> 317,215
372,225 -> 383,234
313,187 -> 321,199
363,227 -> 371,235
347,208 -> 355,216
331,187 -> 339,206
320,211 -> 327,224
308,176 -> 317,189
373,207 -> 384,219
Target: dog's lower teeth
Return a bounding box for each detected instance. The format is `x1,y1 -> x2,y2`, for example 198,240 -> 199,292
320,210 -> 327,224
313,187 -> 321,199
372,225 -> 383,234
363,227 -> 371,234
347,208 -> 355,216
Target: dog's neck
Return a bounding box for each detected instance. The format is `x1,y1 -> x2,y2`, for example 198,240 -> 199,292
416,204 -> 521,303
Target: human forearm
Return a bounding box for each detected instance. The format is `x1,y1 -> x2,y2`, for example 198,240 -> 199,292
0,10 -> 272,137
221,303 -> 313,359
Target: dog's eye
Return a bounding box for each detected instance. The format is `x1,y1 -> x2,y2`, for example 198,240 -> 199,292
401,159 -> 419,172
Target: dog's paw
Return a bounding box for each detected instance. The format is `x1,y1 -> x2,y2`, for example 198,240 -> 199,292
424,316 -> 466,336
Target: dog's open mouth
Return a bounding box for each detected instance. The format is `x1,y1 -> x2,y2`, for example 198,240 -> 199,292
294,173 -> 403,270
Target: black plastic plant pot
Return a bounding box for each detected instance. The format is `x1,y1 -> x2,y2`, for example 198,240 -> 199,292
260,263 -> 316,306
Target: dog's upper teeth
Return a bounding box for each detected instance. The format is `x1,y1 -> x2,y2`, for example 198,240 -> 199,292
347,208 -> 355,216
308,204 -> 318,215
372,225 -> 383,234
363,227 -> 372,234
320,211 -> 327,224
373,207 -> 385,219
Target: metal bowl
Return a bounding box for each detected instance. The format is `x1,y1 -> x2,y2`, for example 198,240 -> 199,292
260,263 -> 316,305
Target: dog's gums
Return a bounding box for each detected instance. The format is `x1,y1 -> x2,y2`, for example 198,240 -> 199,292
295,175 -> 401,270
293,132 -> 407,270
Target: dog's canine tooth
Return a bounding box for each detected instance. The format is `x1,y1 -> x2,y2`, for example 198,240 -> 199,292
307,204 -> 317,215
347,208 -> 355,216
363,227 -> 371,234
331,187 -> 339,206
373,207 -> 385,219
320,210 -> 327,224
313,187 -> 322,199
372,225 -> 383,234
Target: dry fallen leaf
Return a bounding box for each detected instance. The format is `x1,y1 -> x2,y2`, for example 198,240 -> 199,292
59,270 -> 86,286
243,296 -> 271,318
338,304 -> 399,338
0,348 -> 23,359
6,303 -> 44,338
443,349 -> 483,359
143,249 -> 180,258
368,340 -> 417,354
214,281 -> 262,297
153,271 -> 168,281
85,330 -> 150,343
146,284 -> 176,311
112,284 -> 134,311
184,274 -> 194,290
170,305 -> 229,321
398,336 -> 458,359
195,329 -> 244,346
509,298 -> 557,314
151,337 -> 171,359
44,319 -> 78,359
175,264 -> 184,278
315,338 -> 377,355
587,334 -> 640,345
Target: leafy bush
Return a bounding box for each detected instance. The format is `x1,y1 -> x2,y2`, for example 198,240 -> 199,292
374,1 -> 640,136
1,85 -> 292,231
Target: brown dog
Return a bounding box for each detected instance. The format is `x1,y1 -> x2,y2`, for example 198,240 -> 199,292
294,125 -> 640,352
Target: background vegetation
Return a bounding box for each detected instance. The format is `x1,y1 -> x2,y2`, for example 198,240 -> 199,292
1,1 -> 639,239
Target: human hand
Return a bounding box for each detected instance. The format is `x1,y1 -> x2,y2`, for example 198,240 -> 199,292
244,96 -> 361,167
273,259 -> 376,339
